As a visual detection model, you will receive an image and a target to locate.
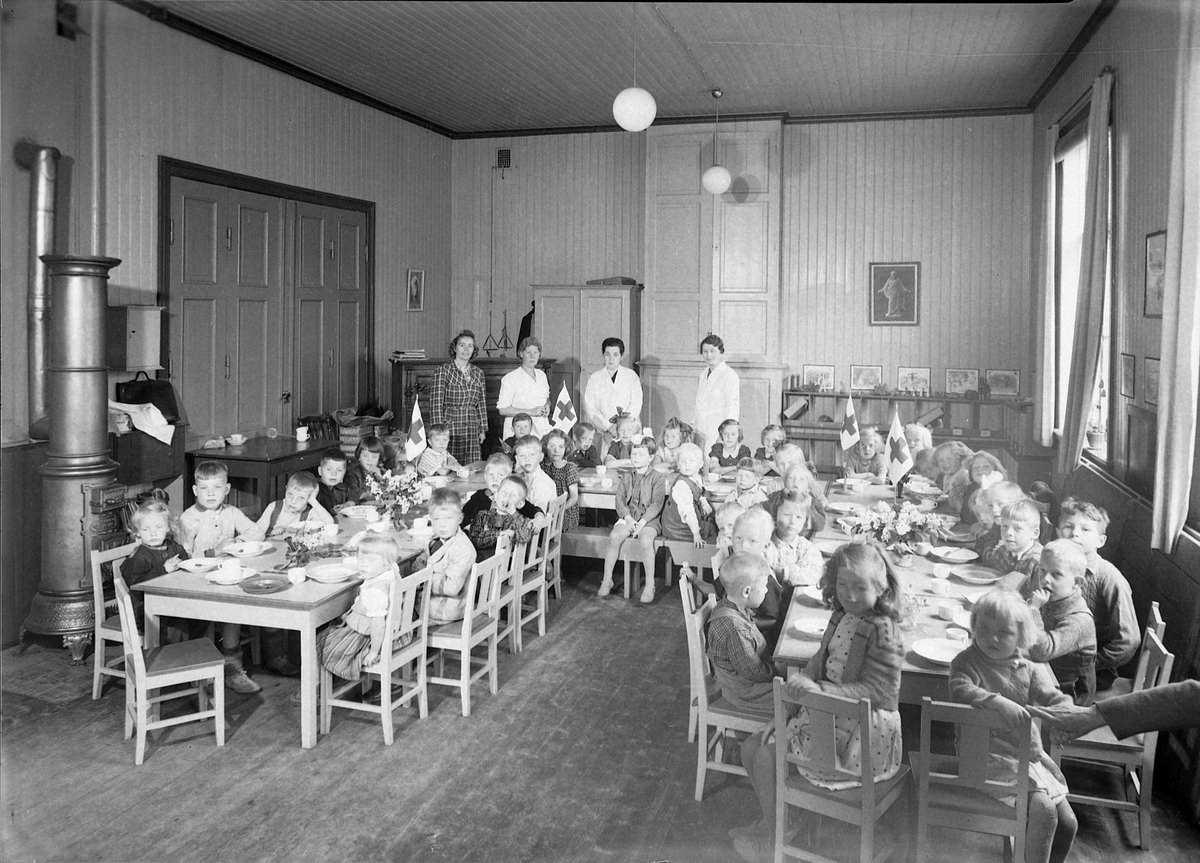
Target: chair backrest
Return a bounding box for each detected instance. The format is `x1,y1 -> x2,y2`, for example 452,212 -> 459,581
542,493 -> 568,556
774,679 -> 878,804
681,582 -> 716,712
473,551 -> 508,622
384,565 -> 433,661
1147,600 -> 1165,640
514,514 -> 551,579
112,575 -> 148,681
90,542 -> 140,632
918,696 -> 1030,807
1131,629 -> 1174,695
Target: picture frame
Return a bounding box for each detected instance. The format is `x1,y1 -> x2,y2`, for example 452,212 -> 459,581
1144,230 -> 1166,318
406,269 -> 425,312
985,369 -> 1020,397
802,364 -> 835,390
1145,357 -> 1160,407
1120,353 -> 1136,399
849,364 -> 883,391
897,366 -> 931,393
945,368 -> 979,395
869,262 -> 920,326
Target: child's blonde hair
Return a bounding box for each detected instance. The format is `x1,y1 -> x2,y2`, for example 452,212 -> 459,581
760,424 -> 786,446
820,543 -> 904,621
733,507 -> 774,543
131,500 -> 176,535
783,462 -> 814,490
933,440 -> 973,468
1041,539 -> 1087,579
428,488 -> 463,512
193,460 -> 228,482
676,441 -> 704,465
903,423 -> 933,450
967,450 -> 1006,480
486,452 -> 513,471
979,481 -> 1025,511
715,501 -> 745,530
617,413 -> 641,434
736,457 -> 760,476
1058,497 -> 1110,532
718,552 -> 772,597
858,427 -> 883,448
513,435 -> 543,455
357,533 -> 401,564
970,588 -> 1040,650
1001,499 -> 1042,530
287,471 -> 319,493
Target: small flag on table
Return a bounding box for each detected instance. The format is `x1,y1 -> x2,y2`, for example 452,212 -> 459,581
840,393 -> 861,450
405,401 -> 427,462
886,409 -> 914,485
552,383 -> 577,433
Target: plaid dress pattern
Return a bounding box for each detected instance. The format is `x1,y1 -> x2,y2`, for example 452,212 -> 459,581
544,461 -> 580,531
430,361 -> 487,464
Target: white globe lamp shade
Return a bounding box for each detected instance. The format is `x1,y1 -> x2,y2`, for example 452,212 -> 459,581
702,165 -> 732,195
613,87 -> 657,132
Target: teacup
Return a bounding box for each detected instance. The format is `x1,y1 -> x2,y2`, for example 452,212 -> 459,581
928,580 -> 950,596
322,523 -> 339,539
937,601 -> 960,621
706,472 -> 721,482
457,466 -> 470,479
219,559 -> 242,581
410,516 -> 431,532
933,564 -> 951,579
228,433 -> 246,446
600,477 -> 613,489
287,567 -> 307,585
947,627 -> 970,643
295,427 -> 310,442
594,465 -> 607,476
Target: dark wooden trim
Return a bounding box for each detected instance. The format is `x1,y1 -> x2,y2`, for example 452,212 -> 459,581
786,106 -> 1029,125
1026,0 -> 1120,111
117,0 -> 456,139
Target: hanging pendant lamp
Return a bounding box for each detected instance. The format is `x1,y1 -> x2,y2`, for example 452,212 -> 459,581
613,4 -> 656,132
702,88 -> 731,195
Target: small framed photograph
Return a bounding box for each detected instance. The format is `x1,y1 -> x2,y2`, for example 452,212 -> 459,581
850,364 -> 883,391
945,368 -> 979,395
406,269 -> 425,312
986,369 -> 1021,397
1144,230 -> 1166,318
897,366 -> 931,393
1120,353 -> 1136,399
869,262 -> 920,326
802,364 -> 835,390
1145,357 -> 1160,407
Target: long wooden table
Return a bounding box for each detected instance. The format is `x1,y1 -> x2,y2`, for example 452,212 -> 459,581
136,514 -> 424,749
773,482 -> 1023,704
185,436 -> 342,513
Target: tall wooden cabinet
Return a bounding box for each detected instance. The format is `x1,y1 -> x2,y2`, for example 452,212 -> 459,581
531,284 -> 642,413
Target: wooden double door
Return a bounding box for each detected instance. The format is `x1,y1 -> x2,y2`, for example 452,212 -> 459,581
168,177 -> 370,442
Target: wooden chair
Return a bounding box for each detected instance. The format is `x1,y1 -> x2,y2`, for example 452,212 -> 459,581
1051,629 -> 1174,850
321,565 -> 433,745
513,514 -> 552,652
912,697 -> 1031,863
90,543 -> 140,699
493,537 -> 521,653
426,551 -> 505,717
662,539 -> 716,592
773,679 -> 911,863
1094,600 -> 1164,702
542,493 -> 568,600
683,584 -> 772,800
679,577 -> 712,743
113,575 -> 225,765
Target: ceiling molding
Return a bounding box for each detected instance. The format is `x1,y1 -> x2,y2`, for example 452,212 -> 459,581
785,106 -> 1032,125
1026,0 -> 1120,111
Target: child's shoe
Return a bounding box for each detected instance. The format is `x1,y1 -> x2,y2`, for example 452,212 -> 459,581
223,652 -> 262,694
639,583 -> 655,604
597,577 -> 614,598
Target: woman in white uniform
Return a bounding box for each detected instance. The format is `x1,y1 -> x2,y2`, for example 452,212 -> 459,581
583,337 -> 643,449
692,333 -> 740,451
497,337 -> 552,438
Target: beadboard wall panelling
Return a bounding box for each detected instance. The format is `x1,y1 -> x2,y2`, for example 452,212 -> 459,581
1030,1 -> 1179,481
449,133 -> 644,351
781,115 -> 1033,403
102,2 -> 452,405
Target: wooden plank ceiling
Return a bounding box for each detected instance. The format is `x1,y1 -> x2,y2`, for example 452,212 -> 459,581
151,1 -> 1105,136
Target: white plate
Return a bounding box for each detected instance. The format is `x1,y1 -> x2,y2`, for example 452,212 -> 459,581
952,565 -> 1004,585
826,502 -> 860,514
792,618 -> 827,638
306,561 -> 357,583
938,514 -> 961,527
225,541 -> 274,558
802,585 -> 826,603
911,638 -> 965,666
424,476 -> 449,487
931,547 -> 979,563
812,537 -> 846,557
179,558 -> 220,573
339,504 -> 382,520
952,610 -> 973,630
205,565 -> 255,585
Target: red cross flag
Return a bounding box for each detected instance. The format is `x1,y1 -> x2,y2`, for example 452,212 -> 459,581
552,383 -> 577,433
886,409 -> 914,485
840,393 -> 861,450
405,401 -> 427,462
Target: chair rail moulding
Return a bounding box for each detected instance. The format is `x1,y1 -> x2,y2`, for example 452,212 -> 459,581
639,356 -> 785,450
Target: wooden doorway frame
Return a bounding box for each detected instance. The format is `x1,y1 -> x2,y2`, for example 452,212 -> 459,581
155,157 -> 377,412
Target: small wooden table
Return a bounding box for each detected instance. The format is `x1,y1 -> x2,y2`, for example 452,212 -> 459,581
185,437 -> 342,512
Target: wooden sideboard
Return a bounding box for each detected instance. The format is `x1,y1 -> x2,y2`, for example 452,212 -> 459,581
389,356 -> 555,455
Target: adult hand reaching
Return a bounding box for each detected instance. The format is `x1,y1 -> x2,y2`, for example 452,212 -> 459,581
1026,703 -> 1106,740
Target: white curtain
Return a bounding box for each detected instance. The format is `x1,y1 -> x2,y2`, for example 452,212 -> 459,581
1152,0 -> 1200,552
1054,71 -> 1114,486
1034,123 -> 1059,448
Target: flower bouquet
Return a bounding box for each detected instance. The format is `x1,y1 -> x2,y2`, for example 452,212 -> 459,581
855,501 -> 944,564
282,524 -> 341,568
365,468 -> 429,530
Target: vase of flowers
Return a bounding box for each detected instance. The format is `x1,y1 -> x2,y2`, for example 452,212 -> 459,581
365,468 -> 428,530
855,500 -> 944,564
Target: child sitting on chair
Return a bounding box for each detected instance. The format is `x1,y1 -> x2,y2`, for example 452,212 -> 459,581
314,449 -> 353,513
765,463 -> 827,535
466,474 -> 539,559
317,534 -> 403,682
959,451 -> 1007,524
541,429 -> 580,532
256,471 -> 334,537
708,418 -> 751,477
502,414 -> 535,457
567,422 -> 600,469
933,441 -> 974,511
705,552 -> 778,714
1025,540 -> 1098,705
661,442 -> 717,548
726,457 -> 768,509
686,501 -> 744,599
415,424 -> 469,478
754,424 -> 787,475
599,437 -> 665,603
770,490 -> 824,588
971,481 -> 1027,551
603,413 -> 643,469
654,417 -> 693,471
513,435 -> 558,511
418,489 -> 478,625
984,498 -> 1044,578
843,428 -> 888,484
346,435 -> 387,501
124,500 -> 187,629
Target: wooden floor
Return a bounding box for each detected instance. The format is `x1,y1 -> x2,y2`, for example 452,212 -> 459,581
2,562 -> 1197,863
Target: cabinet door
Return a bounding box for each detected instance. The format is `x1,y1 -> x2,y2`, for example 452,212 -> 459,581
579,289 -> 632,400
532,288 -> 580,404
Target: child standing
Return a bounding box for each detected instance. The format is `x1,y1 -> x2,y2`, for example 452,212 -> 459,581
733,543 -> 906,862
178,460 -> 266,694
661,443 -> 717,547
950,589 -> 1078,863
315,449 -> 353,513
467,475 -> 539,558
843,428 -> 888,484
1025,540 -> 1098,705
318,534 -> 403,681
256,471 -> 334,537
984,499 -> 1044,577
123,501 -> 187,628
513,435 -> 558,511
705,553 -> 777,714
654,417 -> 693,471
541,429 -> 580,532
1056,498 -> 1138,691
708,418 -> 751,477
769,491 -> 824,588
419,489 -> 478,624
604,414 -> 643,469
567,422 -> 600,469
754,424 -> 787,475
415,423 -> 468,477
599,437 -> 665,602
726,457 -> 768,509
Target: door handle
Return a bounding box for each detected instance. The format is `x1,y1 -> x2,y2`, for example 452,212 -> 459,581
281,391 -> 291,404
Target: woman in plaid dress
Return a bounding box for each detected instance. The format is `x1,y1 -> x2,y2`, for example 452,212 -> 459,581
430,330 -> 488,465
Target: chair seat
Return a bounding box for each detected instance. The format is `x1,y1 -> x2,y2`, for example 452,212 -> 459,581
101,615 -> 122,634
140,639 -> 225,676
784,763 -> 910,808
429,612 -> 492,640
913,753 -> 1020,821
708,696 -> 773,724
1067,724 -> 1144,752
1093,679 -> 1133,701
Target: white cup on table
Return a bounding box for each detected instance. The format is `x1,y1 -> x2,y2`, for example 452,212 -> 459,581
295,427 -> 310,442
595,464 -> 607,476
933,564 -> 951,579
322,523 -> 339,539
288,567 -> 307,585
929,579 -> 950,596
600,477 -> 613,489
937,601 -> 960,620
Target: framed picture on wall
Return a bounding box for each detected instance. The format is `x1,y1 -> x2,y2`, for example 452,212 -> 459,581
1120,353 -> 1136,399
1144,230 -> 1166,318
850,365 -> 883,391
985,369 -> 1020,397
406,269 -> 425,312
869,262 -> 920,326
802,364 -> 835,390
945,368 -> 979,395
897,366 -> 931,393
1145,357 -> 1160,407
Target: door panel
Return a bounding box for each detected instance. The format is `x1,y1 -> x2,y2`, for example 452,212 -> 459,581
181,194 -> 220,285
237,204 -> 271,288
177,297 -> 220,435
231,297 -> 272,432
335,300 -> 362,410
296,298 -> 326,418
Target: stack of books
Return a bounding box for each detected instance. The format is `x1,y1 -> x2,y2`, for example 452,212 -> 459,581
390,348 -> 427,360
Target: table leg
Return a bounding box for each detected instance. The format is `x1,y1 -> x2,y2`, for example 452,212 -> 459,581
300,622 -> 319,748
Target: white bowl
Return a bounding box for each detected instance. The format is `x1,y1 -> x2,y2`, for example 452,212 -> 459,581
227,434 -> 246,446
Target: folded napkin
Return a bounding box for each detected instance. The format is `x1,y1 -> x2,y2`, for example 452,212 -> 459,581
202,438 -> 226,449
108,400 -> 174,445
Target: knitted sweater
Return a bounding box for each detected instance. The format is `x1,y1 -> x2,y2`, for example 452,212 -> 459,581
1081,558 -> 1139,672
1028,589 -> 1097,703
614,468 -> 666,528
802,610 -> 904,711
